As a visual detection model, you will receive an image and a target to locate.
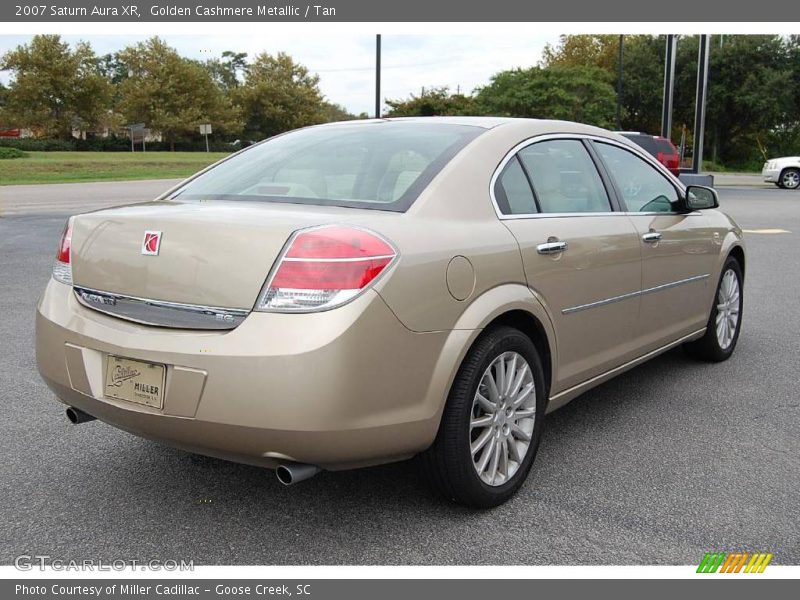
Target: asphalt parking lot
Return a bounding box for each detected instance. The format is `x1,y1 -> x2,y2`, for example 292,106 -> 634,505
0,182 -> 798,565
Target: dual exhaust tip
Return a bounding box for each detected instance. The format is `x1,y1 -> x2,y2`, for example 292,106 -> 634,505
66,406 -> 320,486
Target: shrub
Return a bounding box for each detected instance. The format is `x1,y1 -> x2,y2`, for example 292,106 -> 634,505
0,138 -> 75,151
0,136 -> 240,152
0,146 -> 27,159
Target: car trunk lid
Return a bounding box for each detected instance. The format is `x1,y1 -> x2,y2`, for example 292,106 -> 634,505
70,200 -> 391,316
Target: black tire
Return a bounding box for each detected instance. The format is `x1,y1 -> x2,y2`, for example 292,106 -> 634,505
684,256 -> 743,362
419,326 -> 546,508
779,167 -> 800,190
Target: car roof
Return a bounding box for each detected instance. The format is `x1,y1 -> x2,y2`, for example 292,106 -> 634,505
328,116 -> 624,137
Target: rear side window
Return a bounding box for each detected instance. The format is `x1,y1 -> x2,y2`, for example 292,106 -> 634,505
494,157 -> 537,215
518,140 -> 611,213
172,122 -> 483,212
594,142 -> 680,213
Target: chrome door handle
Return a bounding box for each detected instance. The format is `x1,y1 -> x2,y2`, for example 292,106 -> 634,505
537,241 -> 568,255
642,232 -> 662,243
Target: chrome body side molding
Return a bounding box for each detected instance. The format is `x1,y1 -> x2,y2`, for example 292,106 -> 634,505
562,274 -> 710,315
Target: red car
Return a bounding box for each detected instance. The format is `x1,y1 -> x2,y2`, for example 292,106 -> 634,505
619,132 -> 681,177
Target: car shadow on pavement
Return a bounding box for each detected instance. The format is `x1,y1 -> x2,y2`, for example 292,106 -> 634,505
94,345 -> 710,513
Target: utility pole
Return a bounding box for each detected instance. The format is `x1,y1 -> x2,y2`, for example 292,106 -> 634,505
616,35 -> 624,130
375,34 -> 381,119
691,35 -> 711,174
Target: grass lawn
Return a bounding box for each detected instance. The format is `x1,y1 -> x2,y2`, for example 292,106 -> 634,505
0,151 -> 231,185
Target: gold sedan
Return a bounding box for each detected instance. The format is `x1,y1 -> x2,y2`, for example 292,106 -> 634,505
36,118 -> 745,507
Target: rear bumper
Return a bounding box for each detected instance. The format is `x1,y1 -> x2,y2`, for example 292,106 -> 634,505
36,280 -> 470,470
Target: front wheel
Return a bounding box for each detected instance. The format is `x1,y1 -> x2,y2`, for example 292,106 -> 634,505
779,168 -> 800,190
684,257 -> 743,361
419,326 -> 546,508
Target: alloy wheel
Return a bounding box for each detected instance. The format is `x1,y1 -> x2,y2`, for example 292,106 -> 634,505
716,269 -> 740,350
470,351 -> 536,486
782,170 -> 800,189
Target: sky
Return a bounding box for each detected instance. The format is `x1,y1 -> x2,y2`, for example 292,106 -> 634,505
0,34 -> 558,115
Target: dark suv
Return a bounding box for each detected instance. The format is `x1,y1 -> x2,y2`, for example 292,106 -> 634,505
619,132 -> 681,177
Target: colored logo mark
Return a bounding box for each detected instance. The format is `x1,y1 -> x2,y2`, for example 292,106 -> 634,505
697,552 -> 773,573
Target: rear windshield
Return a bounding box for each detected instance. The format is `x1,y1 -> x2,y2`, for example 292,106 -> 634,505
654,138 -> 677,155
171,122 -> 483,212
621,134 -> 657,155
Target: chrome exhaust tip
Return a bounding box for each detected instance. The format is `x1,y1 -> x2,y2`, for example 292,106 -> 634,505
66,406 -> 96,424
276,463 -> 321,486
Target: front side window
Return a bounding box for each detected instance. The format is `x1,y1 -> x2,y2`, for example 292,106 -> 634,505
517,140 -> 611,213
171,122 -> 483,212
594,142 -> 680,213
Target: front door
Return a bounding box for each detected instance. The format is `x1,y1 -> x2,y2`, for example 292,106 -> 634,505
592,141 -> 717,351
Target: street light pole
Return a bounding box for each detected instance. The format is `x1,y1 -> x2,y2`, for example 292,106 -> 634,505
616,35 -> 624,131
661,34 -> 677,140
375,34 -> 382,118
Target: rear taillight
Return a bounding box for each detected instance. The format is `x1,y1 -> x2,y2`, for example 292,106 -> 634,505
52,217 -> 74,285
256,225 -> 396,312
657,152 -> 680,172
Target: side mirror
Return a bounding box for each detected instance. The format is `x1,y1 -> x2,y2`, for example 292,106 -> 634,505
684,185 -> 719,210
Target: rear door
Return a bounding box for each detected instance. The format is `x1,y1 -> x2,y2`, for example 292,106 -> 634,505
496,138 -> 643,392
591,140 -> 717,352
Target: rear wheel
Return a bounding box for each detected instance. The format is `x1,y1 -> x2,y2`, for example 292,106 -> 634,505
420,326 -> 546,508
684,256 -> 743,362
779,168 -> 800,190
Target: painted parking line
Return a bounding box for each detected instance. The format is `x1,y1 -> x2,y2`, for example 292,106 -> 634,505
742,229 -> 792,234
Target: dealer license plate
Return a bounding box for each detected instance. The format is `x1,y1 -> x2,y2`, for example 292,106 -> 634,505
104,355 -> 166,409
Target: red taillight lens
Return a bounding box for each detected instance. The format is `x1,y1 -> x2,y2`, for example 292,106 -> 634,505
52,218 -> 74,284
285,226 -> 394,259
270,258 -> 393,290
57,221 -> 72,263
256,225 -> 396,312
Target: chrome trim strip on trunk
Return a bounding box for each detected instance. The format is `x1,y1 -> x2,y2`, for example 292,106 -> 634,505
562,274 -> 709,315
73,287 -> 249,330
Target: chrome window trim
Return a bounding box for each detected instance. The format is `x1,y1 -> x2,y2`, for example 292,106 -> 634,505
74,286 -> 249,330
561,274 -> 710,315
489,132 -> 687,221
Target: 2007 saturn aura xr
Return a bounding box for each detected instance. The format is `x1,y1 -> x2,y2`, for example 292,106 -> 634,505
36,117 -> 745,507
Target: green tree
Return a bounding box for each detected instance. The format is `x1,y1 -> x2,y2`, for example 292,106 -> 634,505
0,34 -> 111,138
616,36 -> 664,134
541,34 -> 621,71
476,65 -> 617,127
98,52 -> 129,85
117,37 -> 240,150
233,52 -> 324,139
318,101 -> 356,122
772,35 -> 800,158
206,51 -> 248,92
385,86 -> 478,117
701,35 -> 795,166
541,34 -> 800,168
0,81 -> 8,128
